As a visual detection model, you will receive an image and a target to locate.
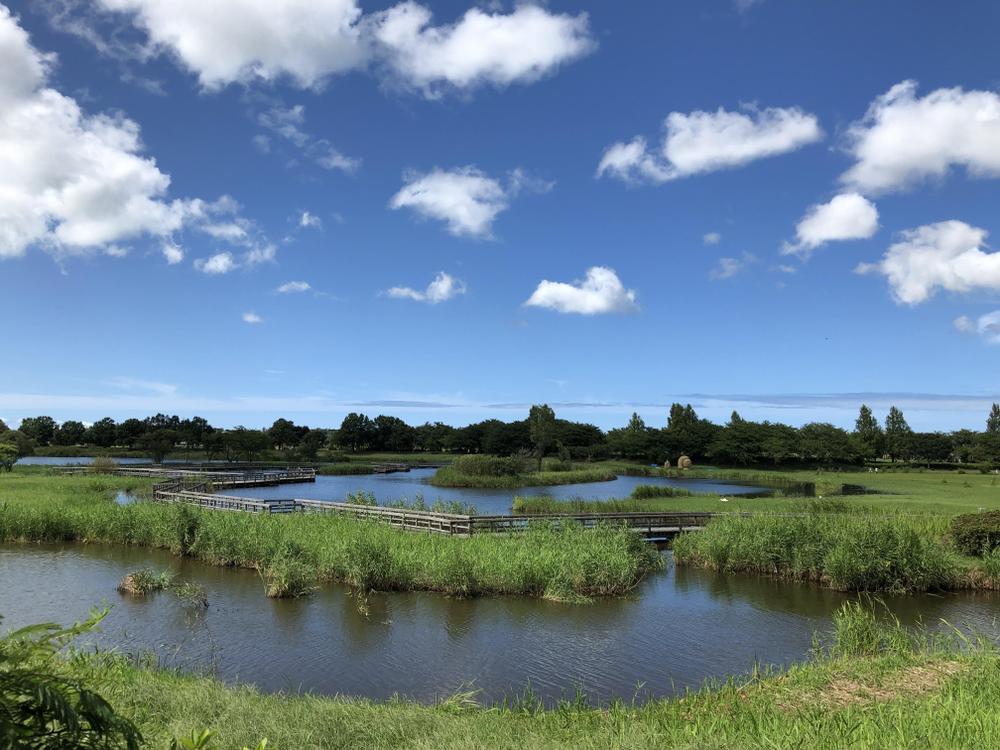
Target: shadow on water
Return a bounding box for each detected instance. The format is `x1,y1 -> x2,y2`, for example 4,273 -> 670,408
2,543 -> 998,704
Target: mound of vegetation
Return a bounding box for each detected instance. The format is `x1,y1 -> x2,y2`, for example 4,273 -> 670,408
951,511 -> 1000,556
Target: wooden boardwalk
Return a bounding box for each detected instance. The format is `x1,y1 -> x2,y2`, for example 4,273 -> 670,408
150,484 -> 714,538
63,465 -> 316,489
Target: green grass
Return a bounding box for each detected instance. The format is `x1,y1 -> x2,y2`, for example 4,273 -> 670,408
672,511 -> 1000,592
0,469 -> 660,602
58,601 -> 1000,749
430,465 -> 616,489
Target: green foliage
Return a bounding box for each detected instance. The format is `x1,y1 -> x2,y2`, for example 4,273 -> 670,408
674,512 -> 959,592
0,609 -> 141,749
630,484 -> 693,500
448,454 -> 528,478
950,511 -> 1000,556
0,443 -> 17,472
116,568 -> 173,595
89,455 -> 119,474
528,404 -> 556,469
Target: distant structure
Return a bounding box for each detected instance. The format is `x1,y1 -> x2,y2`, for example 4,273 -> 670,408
677,455 -> 693,470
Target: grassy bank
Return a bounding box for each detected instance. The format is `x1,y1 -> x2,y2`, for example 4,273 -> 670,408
0,470 -> 660,601
673,511 -> 1000,592
58,603 -> 1000,749
430,456 -> 617,489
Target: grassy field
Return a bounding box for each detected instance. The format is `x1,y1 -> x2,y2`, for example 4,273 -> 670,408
57,603 -> 1000,749
0,469 -> 660,601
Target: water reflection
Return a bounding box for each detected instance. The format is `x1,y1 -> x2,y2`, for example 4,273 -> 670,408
3,543 -> 997,704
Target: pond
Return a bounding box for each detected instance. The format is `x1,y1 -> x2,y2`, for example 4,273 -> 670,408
2,543 -> 997,705
227,468 -> 767,515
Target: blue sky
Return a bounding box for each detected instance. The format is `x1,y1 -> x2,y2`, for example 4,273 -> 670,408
2,0 -> 1000,431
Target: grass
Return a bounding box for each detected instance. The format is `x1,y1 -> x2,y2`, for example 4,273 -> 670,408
671,511 -> 1000,592
55,601 -> 1000,749
116,568 -> 173,595
430,463 -> 617,489
0,469 -> 661,602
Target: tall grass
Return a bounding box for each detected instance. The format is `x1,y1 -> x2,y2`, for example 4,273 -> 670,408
431,462 -> 616,489
0,475 -> 661,602
513,496 -> 657,514
673,512 -> 960,592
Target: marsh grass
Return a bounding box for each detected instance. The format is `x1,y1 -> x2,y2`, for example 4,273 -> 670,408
0,472 -> 660,601
431,465 -> 616,489
65,600 -> 1000,750
117,568 -> 173,596
673,512 -> 963,592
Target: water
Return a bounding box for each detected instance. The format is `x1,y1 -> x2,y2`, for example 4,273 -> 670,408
228,469 -> 766,515
2,543 -> 997,704
18,456 -> 153,466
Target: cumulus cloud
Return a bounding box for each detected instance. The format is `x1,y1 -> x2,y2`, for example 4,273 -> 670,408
525,266 -> 638,315
842,81 -> 1000,194
390,166 -> 545,238
369,3 -> 594,96
299,211 -> 322,229
710,252 -> 757,280
856,221 -> 1000,305
386,271 -> 466,304
90,0 -> 593,94
782,193 -> 879,258
703,232 -> 722,245
597,104 -> 822,184
242,311 -> 263,324
277,280 -> 311,293
0,8 -> 272,267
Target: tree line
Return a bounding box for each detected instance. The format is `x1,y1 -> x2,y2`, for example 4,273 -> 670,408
2,403 -> 1000,468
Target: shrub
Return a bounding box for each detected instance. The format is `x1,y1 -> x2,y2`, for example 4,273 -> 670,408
450,455 -> 528,477
90,455 -> 119,474
951,511 -> 1000,556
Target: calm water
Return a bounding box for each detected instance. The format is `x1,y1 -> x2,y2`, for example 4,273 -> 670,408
229,469 -> 766,515
18,456 -> 154,466
2,543 -> 997,704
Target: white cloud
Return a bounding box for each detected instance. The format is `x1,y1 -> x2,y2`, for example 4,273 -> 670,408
277,280 -> 311,293
0,5 -> 192,261
369,3 -> 594,96
242,311 -> 263,324
161,241 -> 183,264
257,104 -> 359,173
842,81 -> 1000,194
386,271 -> 466,304
709,252 -> 757,280
105,375 -> 177,396
299,211 -> 322,229
91,1 -> 593,95
953,315 -> 975,333
856,221 -> 1000,305
703,232 -> 721,245
97,0 -> 366,89
597,104 -> 822,184
954,311 -> 1000,344
194,251 -> 237,275
390,166 -> 509,238
525,266 -> 638,315
782,193 -> 879,258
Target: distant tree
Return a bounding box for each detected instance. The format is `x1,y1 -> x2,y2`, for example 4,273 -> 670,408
203,431 -> 226,462
951,429 -> 980,463
268,418 -> 302,450
607,413 -> 657,462
0,418 -> 8,433
227,427 -> 271,462
708,414 -> 766,466
86,417 -> 118,448
116,418 -> 146,448
798,423 -> 860,465
884,406 -> 911,461
2,430 -> 34,460
528,404 -> 557,470
0,442 -> 17,471
906,432 -> 954,464
18,416 -> 57,446
853,404 -> 884,461
52,420 -> 86,446
337,413 -> 375,452
988,403 -> 1000,434
137,430 -> 178,464
179,416 -> 213,446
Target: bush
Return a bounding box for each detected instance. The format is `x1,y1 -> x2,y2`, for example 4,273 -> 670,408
951,511 -> 1000,556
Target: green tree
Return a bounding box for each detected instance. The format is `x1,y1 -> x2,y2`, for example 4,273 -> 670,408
18,416 -> 57,446
528,404 -> 556,470
116,418 -> 146,448
86,417 -> 118,448
884,406 -> 911,461
0,443 -> 17,471
988,403 -> 1000,434
337,413 -> 375,452
137,430 -> 178,464
53,420 -> 86,446
853,404 -> 884,461
297,429 -> 327,460
268,418 -> 302,450
2,430 -> 34,460
0,418 -> 8,433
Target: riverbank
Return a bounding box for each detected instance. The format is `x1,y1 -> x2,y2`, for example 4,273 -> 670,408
65,603 -> 1000,749
0,470 -> 661,601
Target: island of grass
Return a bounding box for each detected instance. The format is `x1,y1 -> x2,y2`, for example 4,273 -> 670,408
429,455 -> 619,488
0,468 -> 660,602
26,602 -> 1000,749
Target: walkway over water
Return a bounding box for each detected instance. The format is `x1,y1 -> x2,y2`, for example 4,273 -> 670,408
62,464 -> 317,489
151,481 -> 714,539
